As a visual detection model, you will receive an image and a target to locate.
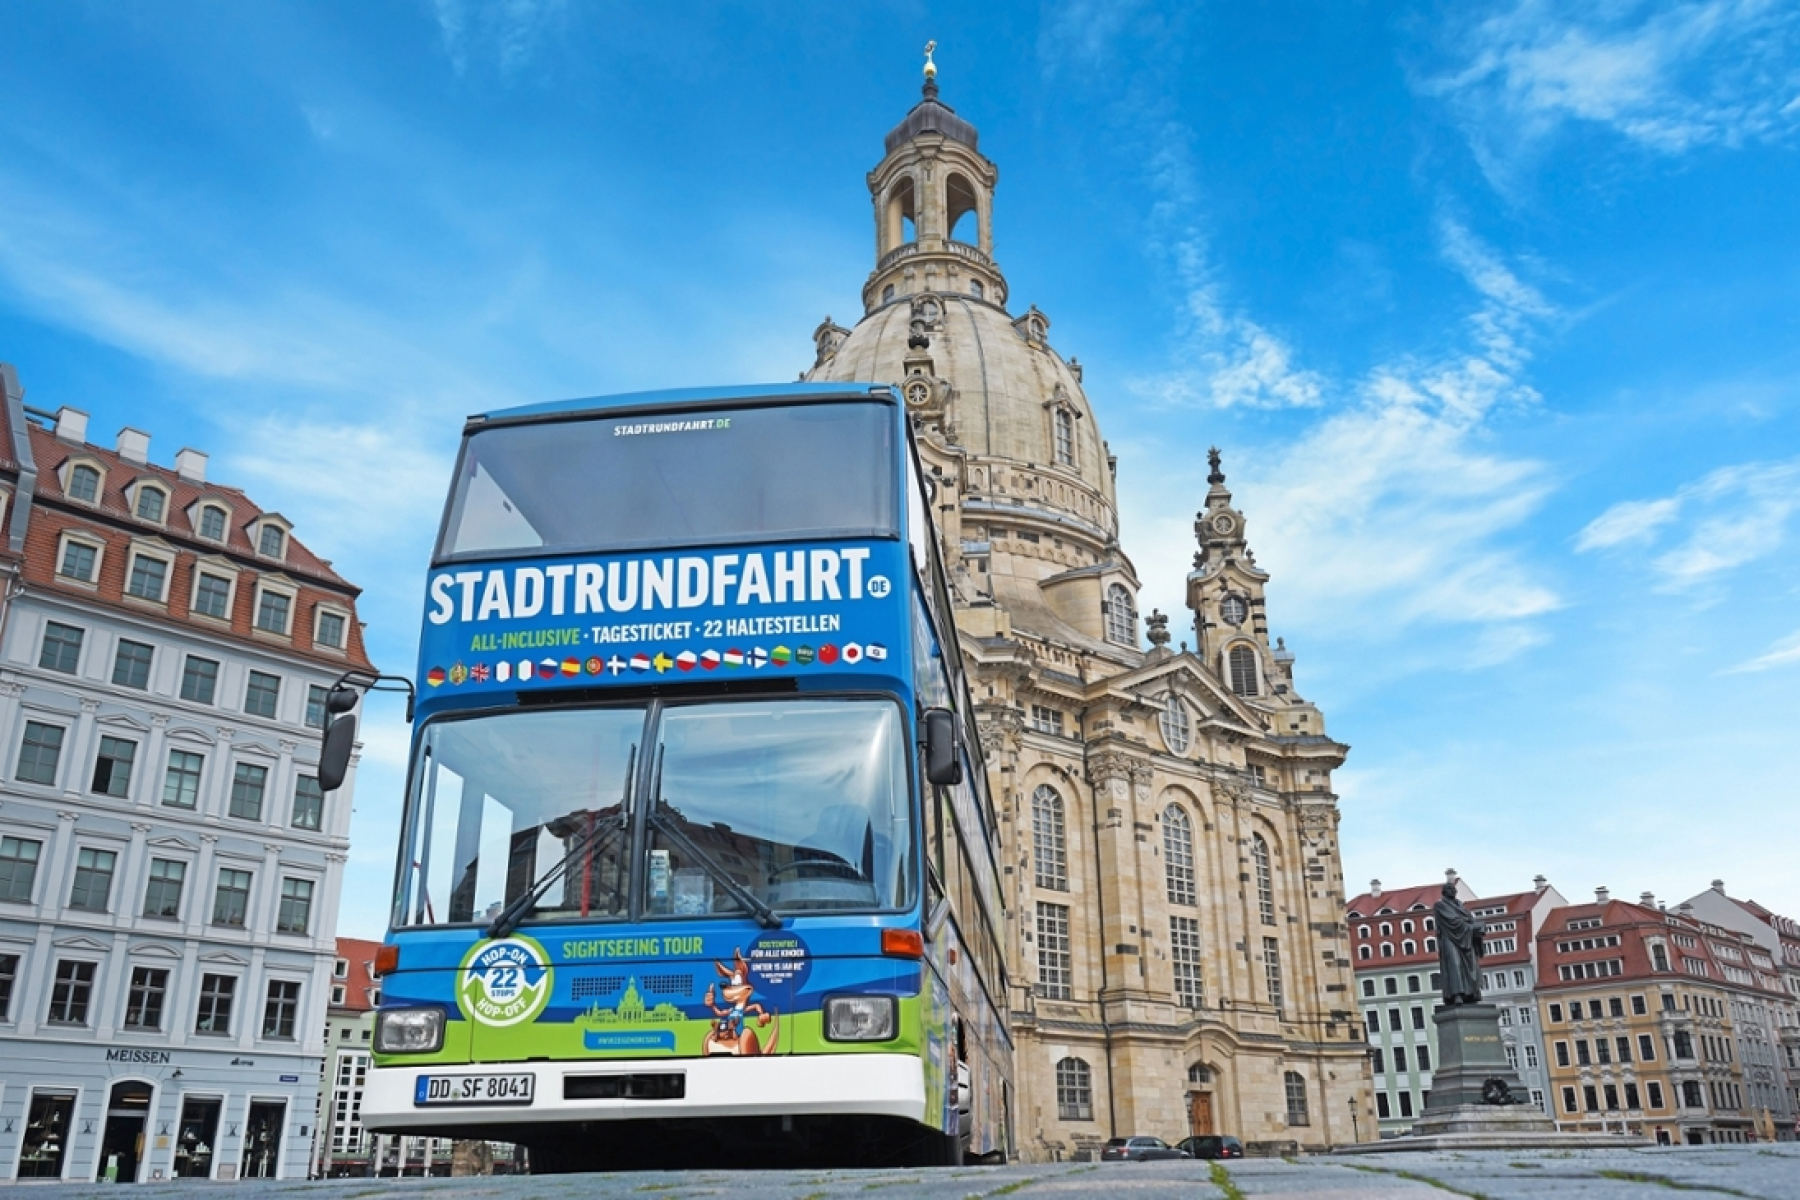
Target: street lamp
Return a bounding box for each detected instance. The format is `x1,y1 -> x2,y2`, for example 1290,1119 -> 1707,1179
1348,1095 -> 1359,1142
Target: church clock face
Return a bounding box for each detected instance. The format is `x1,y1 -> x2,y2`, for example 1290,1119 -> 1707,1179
1220,593 -> 1248,626
1211,513 -> 1236,536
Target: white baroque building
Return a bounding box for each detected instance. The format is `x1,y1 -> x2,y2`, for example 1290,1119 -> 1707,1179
0,366 -> 370,1182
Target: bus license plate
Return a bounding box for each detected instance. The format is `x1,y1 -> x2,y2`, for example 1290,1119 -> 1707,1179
415,1073 -> 535,1107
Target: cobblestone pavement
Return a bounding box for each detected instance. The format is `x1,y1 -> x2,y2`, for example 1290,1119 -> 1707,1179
26,1146 -> 1800,1199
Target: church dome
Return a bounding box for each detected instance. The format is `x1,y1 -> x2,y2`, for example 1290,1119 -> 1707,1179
809,295 -> 1117,527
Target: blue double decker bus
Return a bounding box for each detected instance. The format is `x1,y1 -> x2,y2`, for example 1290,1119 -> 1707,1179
325,383 -> 1011,1170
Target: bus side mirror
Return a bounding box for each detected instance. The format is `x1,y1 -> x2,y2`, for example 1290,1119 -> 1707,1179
318,714 -> 357,793
923,708 -> 962,786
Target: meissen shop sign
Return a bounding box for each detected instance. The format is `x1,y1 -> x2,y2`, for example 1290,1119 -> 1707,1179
106,1049 -> 172,1064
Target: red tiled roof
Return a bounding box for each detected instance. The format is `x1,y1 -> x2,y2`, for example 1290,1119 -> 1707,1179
333,937 -> 386,1013
22,425 -> 373,671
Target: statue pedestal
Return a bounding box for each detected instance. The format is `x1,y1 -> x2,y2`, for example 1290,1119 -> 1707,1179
1336,1002 -> 1651,1153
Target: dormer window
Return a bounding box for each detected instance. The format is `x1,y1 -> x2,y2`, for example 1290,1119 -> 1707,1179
66,462 -> 102,504
135,484 -> 167,523
314,606 -> 348,651
258,523 -> 285,558
198,504 -> 227,542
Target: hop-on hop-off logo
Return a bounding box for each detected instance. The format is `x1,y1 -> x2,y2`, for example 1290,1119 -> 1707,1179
458,937 -> 553,1027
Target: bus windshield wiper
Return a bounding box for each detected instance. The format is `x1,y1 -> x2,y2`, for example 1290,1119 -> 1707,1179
487,745 -> 635,940
645,746 -> 780,929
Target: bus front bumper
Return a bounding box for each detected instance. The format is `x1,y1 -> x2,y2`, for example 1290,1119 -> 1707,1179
362,1053 -> 927,1131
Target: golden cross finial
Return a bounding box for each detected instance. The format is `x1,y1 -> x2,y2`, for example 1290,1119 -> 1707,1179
923,40 -> 937,79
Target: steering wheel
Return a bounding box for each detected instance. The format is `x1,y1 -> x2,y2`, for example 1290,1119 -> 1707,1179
768,858 -> 864,881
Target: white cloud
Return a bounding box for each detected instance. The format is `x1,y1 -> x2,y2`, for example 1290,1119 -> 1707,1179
1429,0 -> 1800,183
1577,459 -> 1800,587
1727,629 -> 1800,673
433,0 -> 568,78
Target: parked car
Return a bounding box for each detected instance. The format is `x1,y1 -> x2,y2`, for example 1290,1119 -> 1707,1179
1099,1136 -> 1191,1161
1176,1134 -> 1244,1160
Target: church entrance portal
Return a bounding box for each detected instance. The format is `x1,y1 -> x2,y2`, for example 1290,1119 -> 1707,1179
1188,1091 -> 1214,1137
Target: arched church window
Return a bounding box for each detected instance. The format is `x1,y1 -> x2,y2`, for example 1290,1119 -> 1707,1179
1285,1071 -> 1310,1126
970,280 -> 984,299
882,284 -> 896,304
1187,1063 -> 1211,1085
946,172 -> 980,244
1163,805 -> 1195,906
887,176 -> 917,247
1055,1058 -> 1093,1121
1032,785 -> 1067,891
1159,694 -> 1190,755
1104,583 -> 1135,646
1252,834 -> 1275,925
1228,644 -> 1259,696
1054,408 -> 1075,467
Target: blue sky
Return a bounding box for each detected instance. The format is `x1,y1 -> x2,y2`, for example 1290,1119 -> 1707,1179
3,2 -> 1797,937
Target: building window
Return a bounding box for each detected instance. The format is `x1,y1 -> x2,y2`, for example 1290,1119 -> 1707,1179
1408,975 -> 1420,992
179,655 -> 219,705
1028,705 -> 1062,736
305,685 -> 330,730
39,621 -> 84,673
1638,1033 -> 1656,1062
263,979 -> 301,1039
333,957 -> 348,979
1263,936 -> 1284,1011
1171,915 -> 1204,1008
1252,834 -> 1275,925
17,721 -> 65,786
126,552 -> 170,602
1648,1081 -> 1665,1109
111,639 -> 154,690
1673,1030 -> 1694,1059
1032,786 -> 1067,891
194,572 -> 232,619
199,504 -> 227,541
1361,978 -> 1375,998
254,587 -> 292,635
195,973 -> 236,1034
143,858 -> 186,919
1285,1071 -> 1309,1126
1562,1086 -> 1578,1113
1376,1092 -> 1391,1119
1624,1082 -> 1640,1110
1054,408 -> 1075,467
1104,583 -> 1135,646
1418,1045 -> 1432,1071
68,463 -> 101,502
58,539 -> 98,582
1036,901 -> 1072,1000
0,835 -> 44,902
212,868 -> 252,927
1548,1002 -> 1563,1022
1228,644 -> 1259,696
135,486 -> 166,522
1051,1057 -> 1096,1123
163,750 -> 205,808
292,775 -> 325,831
1398,1092 -> 1414,1118
1411,1005 -> 1425,1029
1365,1009 -> 1379,1034
1631,994 -> 1647,1016
317,609 -> 347,650
47,960 -> 96,1024
1371,1047 -> 1385,1075
1163,805 -> 1196,905
91,735 -> 137,797
1394,1046 -> 1408,1072
1160,694 -> 1190,753
277,877 -> 314,934
124,967 -> 169,1030
258,523 -> 285,558
230,763 -> 269,821
0,953 -> 19,1020
244,670 -> 280,718
67,847 -> 117,911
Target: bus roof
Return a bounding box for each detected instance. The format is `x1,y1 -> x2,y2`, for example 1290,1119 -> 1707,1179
473,382 -> 895,425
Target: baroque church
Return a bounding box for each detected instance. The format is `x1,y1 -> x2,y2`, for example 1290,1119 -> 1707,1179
803,65 -> 1373,1158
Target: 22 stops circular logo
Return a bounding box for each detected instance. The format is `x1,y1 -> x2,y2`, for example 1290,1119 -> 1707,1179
458,936 -> 553,1027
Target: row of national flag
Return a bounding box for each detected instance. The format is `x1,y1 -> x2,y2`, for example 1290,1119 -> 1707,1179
425,642 -> 888,687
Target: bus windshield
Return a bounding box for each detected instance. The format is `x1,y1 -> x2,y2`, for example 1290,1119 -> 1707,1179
438,401 -> 897,560
397,698 -> 915,928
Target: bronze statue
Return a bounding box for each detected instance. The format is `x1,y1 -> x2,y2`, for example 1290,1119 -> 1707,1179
1434,882 -> 1484,1005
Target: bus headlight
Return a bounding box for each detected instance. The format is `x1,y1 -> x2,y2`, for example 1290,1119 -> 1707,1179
375,1007 -> 444,1054
824,996 -> 897,1042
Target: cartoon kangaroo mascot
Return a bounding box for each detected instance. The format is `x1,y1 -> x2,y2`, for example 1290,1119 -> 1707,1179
702,948 -> 777,1055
